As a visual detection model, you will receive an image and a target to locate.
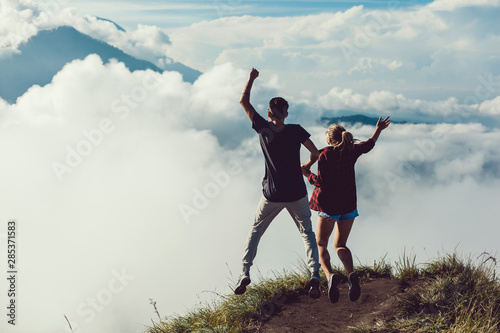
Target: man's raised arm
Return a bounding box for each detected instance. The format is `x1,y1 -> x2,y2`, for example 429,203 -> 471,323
239,68 -> 259,121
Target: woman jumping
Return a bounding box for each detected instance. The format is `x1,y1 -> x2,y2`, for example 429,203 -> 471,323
301,116 -> 390,303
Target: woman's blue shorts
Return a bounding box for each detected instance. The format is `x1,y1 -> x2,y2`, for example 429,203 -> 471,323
318,208 -> 359,222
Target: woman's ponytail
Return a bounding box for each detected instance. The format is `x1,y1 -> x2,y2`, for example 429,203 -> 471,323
327,124 -> 356,152
339,130 -> 355,151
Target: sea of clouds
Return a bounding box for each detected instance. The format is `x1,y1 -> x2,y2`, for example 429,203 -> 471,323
0,0 -> 499,332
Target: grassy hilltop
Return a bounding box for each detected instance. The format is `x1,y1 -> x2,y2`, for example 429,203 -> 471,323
146,252 -> 499,333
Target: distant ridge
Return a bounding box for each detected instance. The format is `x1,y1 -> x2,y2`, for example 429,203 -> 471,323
320,114 -> 409,126
0,26 -> 201,103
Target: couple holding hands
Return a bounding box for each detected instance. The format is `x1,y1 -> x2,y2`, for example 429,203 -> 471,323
234,68 -> 390,303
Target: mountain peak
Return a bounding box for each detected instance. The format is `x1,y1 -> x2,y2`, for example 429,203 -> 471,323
95,17 -> 127,32
0,25 -> 200,103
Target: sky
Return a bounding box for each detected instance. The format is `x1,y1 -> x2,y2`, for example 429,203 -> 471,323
53,0 -> 436,29
0,0 -> 499,332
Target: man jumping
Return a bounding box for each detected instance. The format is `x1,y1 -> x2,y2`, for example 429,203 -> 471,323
234,68 -> 322,299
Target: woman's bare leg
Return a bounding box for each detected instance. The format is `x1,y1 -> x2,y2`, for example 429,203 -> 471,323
333,218 -> 355,275
316,216 -> 335,280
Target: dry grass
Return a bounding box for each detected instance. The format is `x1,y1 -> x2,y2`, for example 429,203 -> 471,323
353,252 -> 500,333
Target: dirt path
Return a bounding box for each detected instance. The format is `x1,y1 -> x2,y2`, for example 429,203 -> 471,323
255,278 -> 419,332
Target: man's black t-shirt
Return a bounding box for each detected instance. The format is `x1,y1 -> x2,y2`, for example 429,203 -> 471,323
252,112 -> 310,202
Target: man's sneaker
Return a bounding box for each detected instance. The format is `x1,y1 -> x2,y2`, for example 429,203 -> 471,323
308,272 -> 321,299
328,274 -> 340,303
348,272 -> 361,302
234,273 -> 251,295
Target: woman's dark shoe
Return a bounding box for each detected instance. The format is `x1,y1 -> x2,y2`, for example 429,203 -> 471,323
348,272 -> 361,302
328,274 -> 340,303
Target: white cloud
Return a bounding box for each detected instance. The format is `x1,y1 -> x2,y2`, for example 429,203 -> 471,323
347,57 -> 403,74
0,55 -> 257,332
315,86 -> 500,121
0,0 -> 175,69
479,96 -> 500,115
427,0 -> 500,10
162,1 -> 500,103
388,59 -> 403,70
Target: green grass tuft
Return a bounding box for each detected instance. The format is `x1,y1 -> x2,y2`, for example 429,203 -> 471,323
395,248 -> 421,280
353,252 -> 500,333
356,253 -> 393,279
145,264 -> 313,333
